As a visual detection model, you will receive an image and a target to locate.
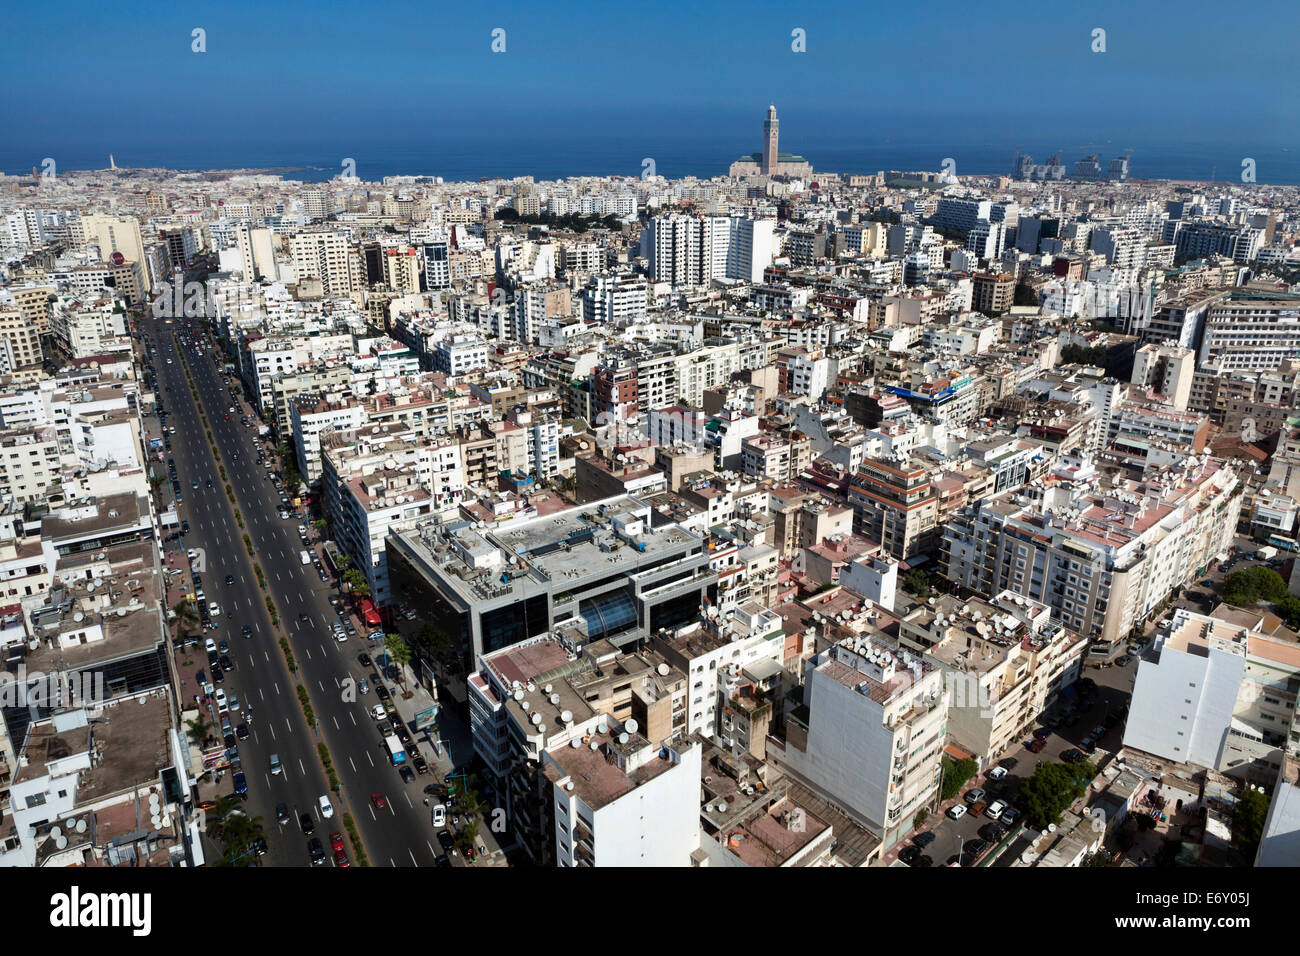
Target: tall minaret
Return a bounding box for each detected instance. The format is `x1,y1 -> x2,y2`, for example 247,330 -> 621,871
762,104 -> 779,175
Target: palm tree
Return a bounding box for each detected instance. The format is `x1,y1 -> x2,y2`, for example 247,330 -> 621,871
185,714 -> 213,747
384,633 -> 412,690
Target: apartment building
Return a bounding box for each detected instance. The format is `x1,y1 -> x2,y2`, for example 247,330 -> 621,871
1124,607 -> 1300,785
846,456 -> 939,560
942,454 -> 1243,654
768,634 -> 947,848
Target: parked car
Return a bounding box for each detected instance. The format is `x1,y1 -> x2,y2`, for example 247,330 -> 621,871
308,837 -> 325,865
987,765 -> 1008,781
1027,738 -> 1046,753
946,804 -> 967,820
963,788 -> 986,805
1000,807 -> 1020,826
985,800 -> 1007,819
913,831 -> 936,848
1062,749 -> 1085,764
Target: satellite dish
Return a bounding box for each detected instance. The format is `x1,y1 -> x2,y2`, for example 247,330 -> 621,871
50,826 -> 62,838
618,732 -> 630,744
55,835 -> 68,849
513,688 -> 524,701
589,740 -> 600,751
625,718 -> 639,734
571,738 -> 582,748
75,819 -> 87,833
537,724 -> 546,733
73,611 -> 84,622
561,709 -> 573,722
657,663 -> 670,677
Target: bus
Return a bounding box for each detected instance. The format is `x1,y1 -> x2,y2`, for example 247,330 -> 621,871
384,735 -> 406,765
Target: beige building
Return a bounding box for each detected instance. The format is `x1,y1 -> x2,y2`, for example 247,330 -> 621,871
80,214 -> 151,291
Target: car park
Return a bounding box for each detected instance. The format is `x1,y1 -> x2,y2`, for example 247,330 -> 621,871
1000,807 -> 1019,826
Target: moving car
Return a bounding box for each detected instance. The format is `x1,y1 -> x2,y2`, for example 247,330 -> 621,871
275,802 -> 290,825
370,792 -> 387,810
300,813 -> 315,835
308,837 -> 325,865
319,795 -> 334,819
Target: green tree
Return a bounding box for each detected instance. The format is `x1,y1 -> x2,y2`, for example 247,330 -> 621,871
1020,759 -> 1096,830
343,568 -> 370,600
940,756 -> 978,802
385,633 -> 412,688
1276,594 -> 1300,630
902,568 -> 931,599
1061,344 -> 1106,366
1234,787 -> 1270,859
185,714 -> 213,747
1081,850 -> 1111,867
1223,566 -> 1288,606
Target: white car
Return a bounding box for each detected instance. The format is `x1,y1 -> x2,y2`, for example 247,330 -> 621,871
985,800 -> 1007,819
214,689 -> 228,713
227,406 -> 235,413
208,602 -> 220,617
370,704 -> 386,720
319,794 -> 334,819
205,638 -> 217,654
946,803 -> 967,820
228,694 -> 240,712
431,804 -> 446,827
987,766 -> 1008,781
336,630 -> 347,643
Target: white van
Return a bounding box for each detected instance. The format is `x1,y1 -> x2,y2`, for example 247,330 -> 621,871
269,753 -> 282,775
300,550 -> 311,565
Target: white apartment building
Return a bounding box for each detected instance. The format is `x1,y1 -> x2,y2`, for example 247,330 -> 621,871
768,635 -> 948,848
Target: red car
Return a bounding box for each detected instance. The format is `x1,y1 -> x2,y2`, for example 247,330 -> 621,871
1027,738 -> 1047,753
334,849 -> 351,868
330,832 -> 345,853
370,792 -> 387,810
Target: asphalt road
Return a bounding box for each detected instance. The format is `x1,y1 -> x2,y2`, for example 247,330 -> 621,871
146,314 -> 451,867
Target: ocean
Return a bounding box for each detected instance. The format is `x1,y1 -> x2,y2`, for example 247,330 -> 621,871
4,137 -> 1298,186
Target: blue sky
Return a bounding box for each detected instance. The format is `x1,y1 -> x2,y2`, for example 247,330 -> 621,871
3,0 -> 1297,164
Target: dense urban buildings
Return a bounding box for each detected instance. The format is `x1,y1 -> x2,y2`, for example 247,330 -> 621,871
1,115 -> 1299,875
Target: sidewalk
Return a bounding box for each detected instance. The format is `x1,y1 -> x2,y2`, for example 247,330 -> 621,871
383,651 -> 508,866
